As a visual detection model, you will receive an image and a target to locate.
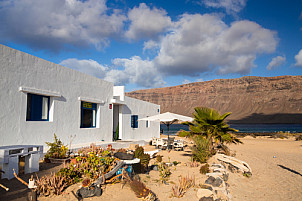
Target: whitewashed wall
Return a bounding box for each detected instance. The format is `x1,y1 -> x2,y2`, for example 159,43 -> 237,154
121,96 -> 160,141
0,45 -> 114,147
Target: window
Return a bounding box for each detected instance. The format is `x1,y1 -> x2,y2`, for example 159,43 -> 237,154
131,115 -> 138,128
81,101 -> 97,128
26,93 -> 50,121
146,116 -> 149,128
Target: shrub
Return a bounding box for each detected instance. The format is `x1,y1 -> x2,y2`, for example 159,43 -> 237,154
134,146 -> 150,172
44,134 -> 68,160
171,175 -> 195,198
200,163 -> 210,174
191,136 -> 213,163
158,162 -> 171,183
35,173 -> 67,196
156,155 -> 163,163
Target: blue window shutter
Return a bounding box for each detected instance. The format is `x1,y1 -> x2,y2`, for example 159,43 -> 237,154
131,115 -> 134,128
32,94 -> 42,120
135,115 -> 138,128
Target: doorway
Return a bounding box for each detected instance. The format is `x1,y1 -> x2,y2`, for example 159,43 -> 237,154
113,105 -> 120,141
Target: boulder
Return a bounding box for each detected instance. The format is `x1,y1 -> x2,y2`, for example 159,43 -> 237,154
205,176 -> 224,187
215,154 -> 252,174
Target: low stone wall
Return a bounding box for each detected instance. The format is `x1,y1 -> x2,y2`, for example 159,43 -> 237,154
196,154 -> 251,201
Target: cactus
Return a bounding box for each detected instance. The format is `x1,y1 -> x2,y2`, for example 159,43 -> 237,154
140,153 -> 150,166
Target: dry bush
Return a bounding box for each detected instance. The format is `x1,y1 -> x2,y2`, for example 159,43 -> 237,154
171,175 -> 195,198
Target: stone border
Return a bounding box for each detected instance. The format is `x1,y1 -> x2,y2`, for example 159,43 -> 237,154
197,154 -> 252,201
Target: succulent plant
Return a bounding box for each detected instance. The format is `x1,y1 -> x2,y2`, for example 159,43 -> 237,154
134,146 -> 144,158
155,155 -> 163,163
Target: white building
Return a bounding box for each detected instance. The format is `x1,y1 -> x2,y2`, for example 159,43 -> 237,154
0,44 -> 160,149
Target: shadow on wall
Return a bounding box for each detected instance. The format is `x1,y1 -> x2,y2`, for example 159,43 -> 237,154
228,113 -> 302,124
123,105 -> 131,114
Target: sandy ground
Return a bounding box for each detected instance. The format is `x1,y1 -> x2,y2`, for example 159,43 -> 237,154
1,136 -> 301,201
228,136 -> 302,201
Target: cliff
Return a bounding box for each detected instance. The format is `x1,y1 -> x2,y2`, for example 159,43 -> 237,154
126,76 -> 302,124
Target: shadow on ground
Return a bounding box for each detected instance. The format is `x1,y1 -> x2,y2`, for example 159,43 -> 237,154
0,162 -> 63,201
278,164 -> 302,177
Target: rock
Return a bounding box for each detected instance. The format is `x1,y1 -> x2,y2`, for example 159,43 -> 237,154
196,189 -> 213,199
212,168 -> 227,173
199,184 -> 213,191
215,189 -> 229,201
205,176 -> 224,187
222,173 -> 229,182
215,154 -> 252,174
206,172 -> 223,177
200,197 -> 214,201
211,164 -> 225,169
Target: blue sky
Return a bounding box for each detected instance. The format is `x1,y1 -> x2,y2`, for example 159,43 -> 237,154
1,0 -> 302,92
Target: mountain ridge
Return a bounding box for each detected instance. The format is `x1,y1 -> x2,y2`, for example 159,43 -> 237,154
126,75 -> 302,124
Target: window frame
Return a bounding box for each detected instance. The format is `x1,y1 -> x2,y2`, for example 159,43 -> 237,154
26,93 -> 50,121
131,115 -> 138,128
80,101 -> 97,128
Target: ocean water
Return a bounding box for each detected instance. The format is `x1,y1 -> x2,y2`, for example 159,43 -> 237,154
160,124 -> 302,135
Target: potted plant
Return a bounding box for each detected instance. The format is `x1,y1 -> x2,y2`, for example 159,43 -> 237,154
44,134 -> 70,163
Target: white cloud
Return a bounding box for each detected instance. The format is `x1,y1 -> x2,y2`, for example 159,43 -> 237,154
201,0 -> 247,15
60,56 -> 165,88
0,0 -> 126,51
143,40 -> 160,52
294,49 -> 302,67
125,3 -> 172,40
196,78 -> 204,82
266,56 -> 286,70
59,58 -> 108,78
105,56 -> 165,88
154,14 -> 277,76
182,79 -> 192,84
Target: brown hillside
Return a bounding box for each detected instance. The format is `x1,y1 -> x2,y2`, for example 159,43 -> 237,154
126,76 -> 302,124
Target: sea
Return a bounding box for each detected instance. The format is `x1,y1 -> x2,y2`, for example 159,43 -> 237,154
160,124 -> 302,135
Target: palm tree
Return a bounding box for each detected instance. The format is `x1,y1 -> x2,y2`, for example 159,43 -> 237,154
181,107 -> 241,152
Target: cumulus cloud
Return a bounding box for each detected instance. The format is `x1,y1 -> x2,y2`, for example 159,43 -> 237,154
201,0 -> 247,15
294,49 -> 302,67
105,56 -> 165,88
60,56 -> 165,88
0,0 -> 126,51
125,3 -> 172,40
59,58 -> 108,78
154,14 -> 278,76
266,56 -> 286,70
143,40 -> 160,52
